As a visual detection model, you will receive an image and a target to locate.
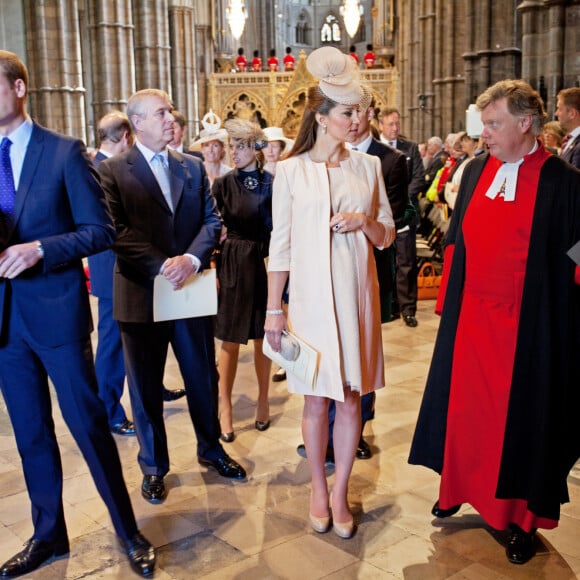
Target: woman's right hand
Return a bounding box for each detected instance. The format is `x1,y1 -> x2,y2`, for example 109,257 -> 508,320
264,313 -> 287,352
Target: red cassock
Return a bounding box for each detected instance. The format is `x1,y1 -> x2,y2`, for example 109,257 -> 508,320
438,145 -> 558,532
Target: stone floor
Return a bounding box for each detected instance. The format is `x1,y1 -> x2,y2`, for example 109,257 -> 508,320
0,298 -> 579,579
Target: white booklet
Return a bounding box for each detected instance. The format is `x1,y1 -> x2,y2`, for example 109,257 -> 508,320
567,240 -> 580,266
153,269 -> 217,321
263,330 -> 320,389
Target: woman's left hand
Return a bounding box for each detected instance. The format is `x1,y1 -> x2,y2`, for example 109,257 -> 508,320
329,212 -> 367,234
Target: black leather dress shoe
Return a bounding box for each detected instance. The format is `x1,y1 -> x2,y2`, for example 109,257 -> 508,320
356,437 -> 372,459
198,454 -> 246,479
162,387 -> 186,401
403,314 -> 418,327
141,475 -> 167,503
255,419 -> 270,431
272,368 -> 287,382
296,444 -> 335,465
0,537 -> 69,577
119,532 -> 156,577
111,419 -> 136,436
431,501 -> 461,518
388,312 -> 401,322
506,524 -> 536,564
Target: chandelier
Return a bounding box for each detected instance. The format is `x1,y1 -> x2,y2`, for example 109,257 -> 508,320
226,0 -> 248,40
340,0 -> 363,38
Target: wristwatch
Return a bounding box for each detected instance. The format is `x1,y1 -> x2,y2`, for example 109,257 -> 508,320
36,241 -> 44,259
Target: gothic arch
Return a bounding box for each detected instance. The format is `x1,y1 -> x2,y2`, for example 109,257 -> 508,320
296,9 -> 313,46
222,91 -> 269,128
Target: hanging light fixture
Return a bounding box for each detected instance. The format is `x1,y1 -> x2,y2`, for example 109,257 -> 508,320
226,0 -> 248,40
340,0 -> 363,38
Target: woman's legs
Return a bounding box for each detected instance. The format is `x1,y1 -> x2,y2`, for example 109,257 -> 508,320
253,339 -> 271,423
331,388 -> 361,523
303,394 -> 331,518
217,341 -> 240,434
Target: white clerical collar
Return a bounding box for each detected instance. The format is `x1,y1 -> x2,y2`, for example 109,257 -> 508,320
485,141 -> 538,202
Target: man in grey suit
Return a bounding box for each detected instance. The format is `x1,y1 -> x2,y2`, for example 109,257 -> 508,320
99,89 -> 246,506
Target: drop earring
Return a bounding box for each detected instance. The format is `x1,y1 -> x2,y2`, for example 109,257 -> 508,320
322,124 -> 327,134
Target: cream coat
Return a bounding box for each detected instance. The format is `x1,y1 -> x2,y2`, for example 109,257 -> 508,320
268,151 -> 394,401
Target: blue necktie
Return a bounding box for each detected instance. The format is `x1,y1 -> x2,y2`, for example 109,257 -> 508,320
0,138 -> 15,225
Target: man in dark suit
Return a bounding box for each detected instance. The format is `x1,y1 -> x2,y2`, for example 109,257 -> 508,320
88,111 -> 136,436
169,109 -> 203,160
297,87 -> 410,463
556,87 -> 580,169
99,89 -> 246,505
0,50 -> 155,578
379,107 -> 424,328
90,112 -> 186,416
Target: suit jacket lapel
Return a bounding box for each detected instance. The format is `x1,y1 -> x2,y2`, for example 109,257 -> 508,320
562,136 -> 577,163
128,147 -> 172,214
168,150 -> 185,212
12,124 -> 44,229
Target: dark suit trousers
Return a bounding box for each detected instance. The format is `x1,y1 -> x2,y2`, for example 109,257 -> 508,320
95,297 -> 128,427
119,316 -> 223,476
327,393 -> 375,449
394,226 -> 418,316
0,300 -> 138,542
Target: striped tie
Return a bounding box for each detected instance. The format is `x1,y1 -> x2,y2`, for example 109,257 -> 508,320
151,153 -> 173,212
561,133 -> 572,152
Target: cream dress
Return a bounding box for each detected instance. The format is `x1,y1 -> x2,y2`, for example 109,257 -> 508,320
268,151 -> 394,401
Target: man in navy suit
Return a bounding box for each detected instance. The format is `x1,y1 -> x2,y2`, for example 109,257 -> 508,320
556,87 -> 580,169
99,89 -> 246,505
88,111 -> 136,435
0,50 -> 155,578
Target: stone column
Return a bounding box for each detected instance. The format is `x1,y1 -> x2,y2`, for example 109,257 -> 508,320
87,0 -> 135,124
545,0 -> 566,112
23,0 -> 87,138
133,0 -> 172,92
168,3 -> 197,139
518,0 -> 543,89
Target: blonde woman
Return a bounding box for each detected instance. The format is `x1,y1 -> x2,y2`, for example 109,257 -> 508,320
213,119 -> 273,442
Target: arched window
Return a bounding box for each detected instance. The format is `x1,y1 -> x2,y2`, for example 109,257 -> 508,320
296,10 -> 312,45
320,15 -> 341,44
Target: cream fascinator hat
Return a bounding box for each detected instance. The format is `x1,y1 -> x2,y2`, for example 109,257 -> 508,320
263,126 -> 295,149
306,46 -> 362,106
191,109 -> 228,148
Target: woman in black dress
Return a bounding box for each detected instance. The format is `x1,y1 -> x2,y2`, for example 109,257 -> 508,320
213,119 -> 273,442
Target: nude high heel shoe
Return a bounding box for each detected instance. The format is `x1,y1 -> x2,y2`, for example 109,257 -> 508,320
330,491 -> 354,539
332,517 -> 354,539
309,512 -> 331,533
